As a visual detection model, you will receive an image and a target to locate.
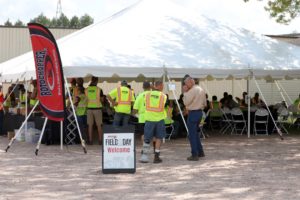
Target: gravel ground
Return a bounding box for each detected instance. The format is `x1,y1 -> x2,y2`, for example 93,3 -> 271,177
0,133 -> 300,200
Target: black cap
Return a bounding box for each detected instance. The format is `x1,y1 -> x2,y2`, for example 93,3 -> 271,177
143,81 -> 151,89
121,80 -> 128,86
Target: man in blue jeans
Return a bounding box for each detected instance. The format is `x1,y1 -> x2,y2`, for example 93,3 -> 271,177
183,75 -> 207,161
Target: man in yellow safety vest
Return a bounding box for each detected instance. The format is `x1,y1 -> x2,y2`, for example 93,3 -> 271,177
108,80 -> 135,127
132,81 -> 151,143
74,86 -> 88,141
85,76 -> 104,145
140,80 -> 166,164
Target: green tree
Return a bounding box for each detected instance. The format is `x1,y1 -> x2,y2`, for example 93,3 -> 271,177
4,19 -> 13,26
244,0 -> 300,24
30,13 -> 51,27
70,16 -> 80,28
56,13 -> 70,28
50,18 -> 58,27
79,14 -> 94,28
14,20 -> 25,26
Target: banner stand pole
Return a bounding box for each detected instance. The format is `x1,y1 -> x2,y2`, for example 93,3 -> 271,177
5,101 -> 39,152
64,76 -> 87,154
163,67 -> 189,137
60,121 -> 63,150
35,117 -> 48,155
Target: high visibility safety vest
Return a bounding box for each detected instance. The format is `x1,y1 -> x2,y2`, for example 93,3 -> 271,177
85,86 -> 102,108
30,90 -> 38,107
109,86 -> 135,114
76,94 -> 87,116
30,99 -> 38,107
164,105 -> 174,125
19,93 -> 26,107
133,91 -> 148,123
144,90 -> 166,122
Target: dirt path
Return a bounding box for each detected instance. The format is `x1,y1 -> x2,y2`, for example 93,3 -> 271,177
0,134 -> 300,200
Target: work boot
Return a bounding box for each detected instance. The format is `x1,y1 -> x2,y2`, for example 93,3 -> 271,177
198,151 -> 205,157
153,152 -> 162,163
187,155 -> 199,161
140,153 -> 149,163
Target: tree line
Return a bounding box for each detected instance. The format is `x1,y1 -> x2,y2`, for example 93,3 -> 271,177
2,13 -> 94,28
244,0 -> 300,24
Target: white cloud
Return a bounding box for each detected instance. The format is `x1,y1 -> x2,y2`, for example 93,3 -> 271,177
0,0 -> 299,34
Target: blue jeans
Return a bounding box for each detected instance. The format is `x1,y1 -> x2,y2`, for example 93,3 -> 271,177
76,115 -> 87,139
144,120 -> 166,143
113,112 -> 130,127
187,110 -> 203,156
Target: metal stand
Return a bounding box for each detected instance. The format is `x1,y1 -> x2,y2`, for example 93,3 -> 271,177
5,101 -> 39,152
5,76 -> 88,154
64,76 -> 87,153
35,117 -> 48,155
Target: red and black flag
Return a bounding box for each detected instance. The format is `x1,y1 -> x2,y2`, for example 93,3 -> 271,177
28,23 -> 65,121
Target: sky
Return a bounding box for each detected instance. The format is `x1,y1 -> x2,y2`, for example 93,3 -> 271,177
0,0 -> 299,35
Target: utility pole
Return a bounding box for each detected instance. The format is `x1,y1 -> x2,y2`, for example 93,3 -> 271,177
56,0 -> 62,19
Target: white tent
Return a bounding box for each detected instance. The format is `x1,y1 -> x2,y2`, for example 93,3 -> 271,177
1,0 -> 300,82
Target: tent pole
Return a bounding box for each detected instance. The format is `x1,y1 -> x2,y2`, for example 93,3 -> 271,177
247,69 -> 252,138
276,80 -> 293,105
232,79 -> 234,98
25,80 -> 28,138
274,80 -> 288,108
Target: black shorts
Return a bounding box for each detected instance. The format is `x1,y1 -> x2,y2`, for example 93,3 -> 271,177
136,123 -> 145,135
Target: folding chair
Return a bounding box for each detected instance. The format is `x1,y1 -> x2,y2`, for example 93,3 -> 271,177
231,107 -> 247,135
254,108 -> 269,135
208,108 -> 222,131
165,124 -> 174,140
199,110 -> 210,139
273,107 -> 289,134
219,107 -> 234,135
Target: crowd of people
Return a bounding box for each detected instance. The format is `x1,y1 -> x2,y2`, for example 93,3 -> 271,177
1,75 -> 300,164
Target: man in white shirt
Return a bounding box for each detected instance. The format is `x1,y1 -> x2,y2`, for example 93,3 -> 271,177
183,75 -> 206,161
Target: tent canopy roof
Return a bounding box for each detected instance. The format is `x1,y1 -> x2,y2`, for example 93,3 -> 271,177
1,0 -> 300,82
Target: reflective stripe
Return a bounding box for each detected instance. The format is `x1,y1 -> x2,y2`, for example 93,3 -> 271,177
117,87 -> 132,105
145,93 -> 164,112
